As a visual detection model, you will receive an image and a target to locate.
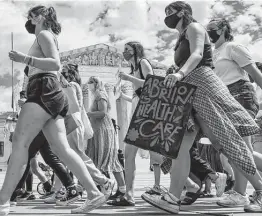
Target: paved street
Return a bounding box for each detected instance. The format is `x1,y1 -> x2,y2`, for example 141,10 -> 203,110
0,158 -> 261,216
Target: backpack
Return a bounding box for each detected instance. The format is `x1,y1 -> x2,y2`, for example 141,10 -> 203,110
135,58 -> 154,97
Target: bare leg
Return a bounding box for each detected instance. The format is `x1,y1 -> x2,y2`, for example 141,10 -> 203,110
112,171 -> 125,187
153,164 -> 161,186
220,154 -> 235,180
43,117 -> 102,200
196,115 -> 262,192
30,157 -> 48,183
0,103 -> 50,204
67,136 -> 108,186
124,144 -> 139,201
169,127 -> 199,198
205,178 -> 212,193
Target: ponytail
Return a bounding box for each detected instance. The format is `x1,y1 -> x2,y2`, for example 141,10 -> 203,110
44,6 -> 61,35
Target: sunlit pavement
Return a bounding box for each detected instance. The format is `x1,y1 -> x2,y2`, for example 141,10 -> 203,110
0,156 -> 260,216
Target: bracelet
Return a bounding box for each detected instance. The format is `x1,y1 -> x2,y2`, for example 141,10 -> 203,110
23,55 -> 29,64
177,70 -> 185,78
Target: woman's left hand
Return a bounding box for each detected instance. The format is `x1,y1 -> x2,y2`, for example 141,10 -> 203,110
118,72 -> 130,81
164,73 -> 183,88
9,50 -> 26,63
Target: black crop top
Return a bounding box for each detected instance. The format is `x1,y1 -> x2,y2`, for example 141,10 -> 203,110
174,29 -> 214,69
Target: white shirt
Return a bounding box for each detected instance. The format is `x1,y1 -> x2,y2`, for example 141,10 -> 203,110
252,83 -> 262,109
213,41 -> 254,86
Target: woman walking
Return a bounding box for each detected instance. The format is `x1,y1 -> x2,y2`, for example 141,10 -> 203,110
142,1 -> 262,214
207,18 -> 262,207
85,76 -> 126,202
0,5 -> 106,215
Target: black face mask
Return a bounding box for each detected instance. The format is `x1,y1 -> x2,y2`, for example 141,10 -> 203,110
25,20 -> 36,34
123,51 -> 133,61
207,30 -> 221,43
164,12 -> 181,29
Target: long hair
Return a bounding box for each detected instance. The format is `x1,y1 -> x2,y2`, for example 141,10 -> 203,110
209,18 -> 234,42
28,5 -> 61,35
88,76 -> 111,110
165,1 -> 196,28
125,41 -> 145,75
63,63 -> 82,86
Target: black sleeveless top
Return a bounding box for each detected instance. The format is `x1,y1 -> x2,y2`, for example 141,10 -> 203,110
174,29 -> 214,69
134,58 -> 154,97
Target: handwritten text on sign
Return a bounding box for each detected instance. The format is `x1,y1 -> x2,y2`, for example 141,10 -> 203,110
124,75 -> 196,159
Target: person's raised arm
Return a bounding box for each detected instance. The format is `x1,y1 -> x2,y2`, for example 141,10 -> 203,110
118,59 -> 153,88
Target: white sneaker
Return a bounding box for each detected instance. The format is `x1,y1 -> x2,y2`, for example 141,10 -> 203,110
215,173 -> 227,197
217,190 -> 250,207
44,190 -> 65,204
71,194 -> 106,214
141,192 -> 180,214
0,203 -> 10,216
9,201 -> 16,207
145,185 -> 164,195
100,179 -> 115,199
244,190 -> 262,213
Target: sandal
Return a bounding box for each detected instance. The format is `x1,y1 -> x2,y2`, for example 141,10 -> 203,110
107,196 -> 135,206
145,185 -> 163,196
181,189 -> 201,205
199,191 -> 214,198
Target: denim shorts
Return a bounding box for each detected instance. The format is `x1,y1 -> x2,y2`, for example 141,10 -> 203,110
26,73 -> 69,118
227,80 -> 259,119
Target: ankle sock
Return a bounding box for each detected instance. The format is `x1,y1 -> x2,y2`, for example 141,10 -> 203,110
119,186 -> 126,193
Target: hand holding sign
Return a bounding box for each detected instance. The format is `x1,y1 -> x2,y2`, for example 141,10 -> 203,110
124,75 -> 197,159
164,72 -> 184,88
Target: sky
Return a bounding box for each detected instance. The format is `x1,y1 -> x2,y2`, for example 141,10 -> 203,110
0,0 -> 262,111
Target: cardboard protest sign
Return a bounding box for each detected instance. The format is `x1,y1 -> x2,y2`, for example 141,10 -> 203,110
124,75 -> 197,159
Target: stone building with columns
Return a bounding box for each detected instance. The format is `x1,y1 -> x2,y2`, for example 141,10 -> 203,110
60,43 -> 167,151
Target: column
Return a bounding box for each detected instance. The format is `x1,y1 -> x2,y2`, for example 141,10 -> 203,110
116,82 -> 133,152
105,83 -> 119,149
104,83 -> 117,121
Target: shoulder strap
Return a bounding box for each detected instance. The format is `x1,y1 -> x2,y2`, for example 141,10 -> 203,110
138,58 -> 154,80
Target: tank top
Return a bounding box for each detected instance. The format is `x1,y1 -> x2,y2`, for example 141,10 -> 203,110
25,30 -> 59,78
133,58 -> 154,97
22,30 -> 59,95
174,28 -> 214,69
